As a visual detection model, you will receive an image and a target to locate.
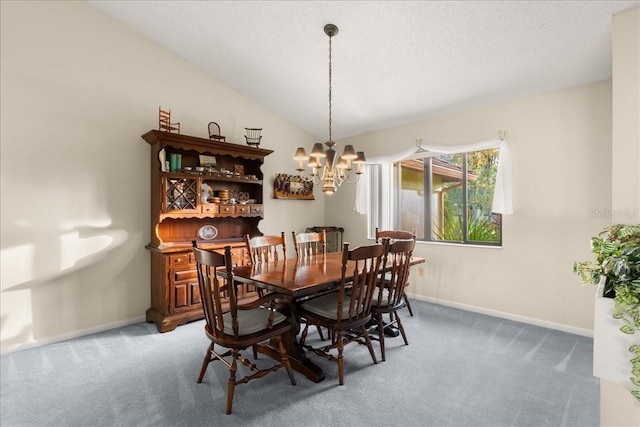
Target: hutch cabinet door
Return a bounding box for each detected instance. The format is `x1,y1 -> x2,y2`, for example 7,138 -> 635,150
162,175 -> 199,213
169,263 -> 199,313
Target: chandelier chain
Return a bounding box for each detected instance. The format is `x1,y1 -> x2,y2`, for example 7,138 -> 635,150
292,24 -> 365,195
328,32 -> 332,142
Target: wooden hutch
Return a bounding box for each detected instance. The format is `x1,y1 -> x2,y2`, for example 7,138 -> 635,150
142,130 -> 273,332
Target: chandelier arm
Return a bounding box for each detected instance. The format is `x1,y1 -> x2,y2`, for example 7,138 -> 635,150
344,173 -> 361,185
318,165 -> 329,181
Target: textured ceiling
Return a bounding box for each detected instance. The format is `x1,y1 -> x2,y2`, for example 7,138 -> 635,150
89,1 -> 639,140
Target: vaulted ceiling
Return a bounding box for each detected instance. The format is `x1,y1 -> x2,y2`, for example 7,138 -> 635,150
90,1 -> 639,140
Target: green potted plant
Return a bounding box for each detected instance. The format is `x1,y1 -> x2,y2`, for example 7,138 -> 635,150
573,223 -> 640,400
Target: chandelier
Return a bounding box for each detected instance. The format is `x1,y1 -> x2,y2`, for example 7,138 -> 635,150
293,24 -> 366,195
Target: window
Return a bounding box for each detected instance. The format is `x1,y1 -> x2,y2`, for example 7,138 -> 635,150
394,148 -> 502,245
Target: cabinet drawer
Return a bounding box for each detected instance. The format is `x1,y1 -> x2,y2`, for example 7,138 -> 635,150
169,253 -> 189,266
219,204 -> 235,214
174,269 -> 197,282
250,204 -> 263,215
201,203 -> 219,214
235,205 -> 250,214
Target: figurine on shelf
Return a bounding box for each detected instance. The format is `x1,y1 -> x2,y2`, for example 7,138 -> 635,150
244,128 -> 262,147
237,192 -> 250,204
201,183 -> 212,203
158,106 -> 180,134
208,122 -> 226,142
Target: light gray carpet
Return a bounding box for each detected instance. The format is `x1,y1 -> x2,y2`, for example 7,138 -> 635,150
1,300 -> 598,426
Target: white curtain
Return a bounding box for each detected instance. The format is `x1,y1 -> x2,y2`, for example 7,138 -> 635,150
361,164 -> 395,232
354,138 -> 513,223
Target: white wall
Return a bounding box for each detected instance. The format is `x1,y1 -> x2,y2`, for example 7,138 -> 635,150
329,80 -> 613,335
0,1 -> 323,352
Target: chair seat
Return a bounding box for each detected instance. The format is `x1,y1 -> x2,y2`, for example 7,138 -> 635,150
222,308 -> 286,336
381,273 -> 409,286
301,292 -> 351,320
372,288 -> 390,306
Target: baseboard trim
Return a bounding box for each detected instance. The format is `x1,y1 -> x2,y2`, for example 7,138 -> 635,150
410,294 -> 594,338
0,315 -> 147,355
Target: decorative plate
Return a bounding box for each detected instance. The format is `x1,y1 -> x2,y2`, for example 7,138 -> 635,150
197,225 -> 218,240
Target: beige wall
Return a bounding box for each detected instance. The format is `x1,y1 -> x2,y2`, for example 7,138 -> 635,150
612,7 -> 640,221
0,0 -> 632,353
0,1 -> 323,352
330,80 -> 613,335
601,6 -> 640,425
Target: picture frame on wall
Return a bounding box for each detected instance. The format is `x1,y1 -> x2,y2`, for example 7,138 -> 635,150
273,173 -> 314,200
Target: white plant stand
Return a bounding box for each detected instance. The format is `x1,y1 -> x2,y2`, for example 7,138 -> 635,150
593,281 -> 639,386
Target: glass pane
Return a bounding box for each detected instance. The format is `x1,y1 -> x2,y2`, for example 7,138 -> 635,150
466,149 -> 501,243
398,160 -> 424,239
165,177 -> 198,211
431,154 -> 464,241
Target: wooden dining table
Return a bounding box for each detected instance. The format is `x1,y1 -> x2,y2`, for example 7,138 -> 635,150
232,251 -> 425,382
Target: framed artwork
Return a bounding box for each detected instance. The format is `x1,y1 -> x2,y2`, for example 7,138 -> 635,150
274,174 -> 314,200
234,164 -> 245,175
199,155 -> 217,168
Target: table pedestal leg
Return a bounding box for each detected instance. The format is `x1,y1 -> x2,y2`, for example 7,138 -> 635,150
256,298 -> 325,382
257,331 -> 325,383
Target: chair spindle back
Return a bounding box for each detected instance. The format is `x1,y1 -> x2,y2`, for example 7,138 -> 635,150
337,241 -> 387,323
376,238 -> 415,310
193,245 -> 235,339
245,232 -> 287,264
292,230 -> 327,259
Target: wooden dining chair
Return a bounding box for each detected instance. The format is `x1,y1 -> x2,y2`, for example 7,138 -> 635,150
375,227 -> 417,316
298,240 -> 388,385
305,226 -> 344,252
193,244 -> 296,414
245,232 -> 287,264
371,238 -> 416,361
244,232 -> 287,308
292,230 -> 328,340
292,230 -> 327,259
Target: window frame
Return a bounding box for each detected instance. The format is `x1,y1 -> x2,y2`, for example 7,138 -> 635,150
394,150 -> 502,247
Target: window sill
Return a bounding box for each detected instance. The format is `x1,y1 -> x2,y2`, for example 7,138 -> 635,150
416,240 -> 502,249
